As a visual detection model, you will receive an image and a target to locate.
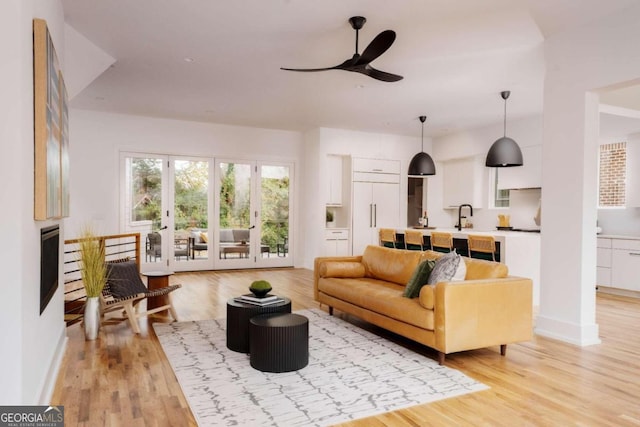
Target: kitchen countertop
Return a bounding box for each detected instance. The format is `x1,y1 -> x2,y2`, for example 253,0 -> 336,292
397,228 -> 541,239
597,234 -> 640,240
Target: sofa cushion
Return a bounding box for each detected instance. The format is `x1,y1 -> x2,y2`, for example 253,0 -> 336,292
464,257 -> 508,279
403,259 -> 436,298
361,245 -> 423,286
418,284 -> 435,310
220,229 -> 234,243
200,232 -> 208,243
319,261 -> 366,278
318,277 -> 434,331
427,250 -> 466,285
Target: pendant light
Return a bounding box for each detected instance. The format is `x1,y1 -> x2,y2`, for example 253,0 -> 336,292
408,115 -> 436,176
485,91 -> 523,167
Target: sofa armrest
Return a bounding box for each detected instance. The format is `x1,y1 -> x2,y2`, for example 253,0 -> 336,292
314,256 -> 362,301
434,276 -> 533,354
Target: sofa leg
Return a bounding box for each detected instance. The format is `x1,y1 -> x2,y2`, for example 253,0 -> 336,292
500,344 -> 507,356
437,352 -> 445,365
328,306 -> 333,316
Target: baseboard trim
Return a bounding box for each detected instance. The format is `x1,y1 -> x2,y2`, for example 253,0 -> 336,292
38,329 -> 68,404
534,315 -> 601,346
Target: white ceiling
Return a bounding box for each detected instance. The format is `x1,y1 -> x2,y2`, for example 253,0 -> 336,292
61,0 -> 639,138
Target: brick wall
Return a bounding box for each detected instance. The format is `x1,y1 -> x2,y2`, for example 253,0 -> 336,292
598,142 -> 626,207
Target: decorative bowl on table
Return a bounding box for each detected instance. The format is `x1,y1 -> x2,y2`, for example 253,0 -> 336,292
249,280 -> 272,297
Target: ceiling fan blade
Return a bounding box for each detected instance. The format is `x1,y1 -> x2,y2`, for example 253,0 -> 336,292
280,66 -> 337,72
360,66 -> 403,82
357,30 -> 396,65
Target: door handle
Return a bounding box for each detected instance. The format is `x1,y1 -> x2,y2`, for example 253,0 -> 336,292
159,226 -> 168,230
248,225 -> 256,230
369,204 -> 373,228
374,204 -> 377,227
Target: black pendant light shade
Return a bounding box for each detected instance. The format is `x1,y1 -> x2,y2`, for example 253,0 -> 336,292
408,116 -> 436,176
485,91 -> 523,167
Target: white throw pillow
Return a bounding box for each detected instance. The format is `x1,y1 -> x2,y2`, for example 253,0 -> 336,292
427,250 -> 466,285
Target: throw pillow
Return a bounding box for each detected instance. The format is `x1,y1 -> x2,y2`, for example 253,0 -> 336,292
427,250 -> 466,285
403,259 -> 436,298
200,232 -> 208,243
106,260 -> 148,298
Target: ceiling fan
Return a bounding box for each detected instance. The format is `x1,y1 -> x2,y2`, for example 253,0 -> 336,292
281,16 -> 403,82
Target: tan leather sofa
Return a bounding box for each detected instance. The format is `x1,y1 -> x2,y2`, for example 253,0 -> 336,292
314,245 -> 533,364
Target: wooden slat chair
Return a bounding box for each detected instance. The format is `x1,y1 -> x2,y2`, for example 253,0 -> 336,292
379,228 -> 400,249
405,229 -> 425,251
101,258 -> 181,334
467,234 -> 497,261
430,231 -> 453,253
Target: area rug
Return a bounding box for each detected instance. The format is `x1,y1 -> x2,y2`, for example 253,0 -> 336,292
153,309 -> 488,426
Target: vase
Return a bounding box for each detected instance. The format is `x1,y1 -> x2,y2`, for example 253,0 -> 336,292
84,296 -> 100,340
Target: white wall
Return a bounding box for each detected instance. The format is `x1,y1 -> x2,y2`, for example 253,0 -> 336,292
0,0 -> 67,405
431,115 -> 543,230
537,3 -> 640,345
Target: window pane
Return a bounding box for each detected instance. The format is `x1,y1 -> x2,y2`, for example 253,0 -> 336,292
599,142 -> 626,207
260,165 -> 290,258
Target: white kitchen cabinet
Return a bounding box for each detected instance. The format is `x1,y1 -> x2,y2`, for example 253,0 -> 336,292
497,145 -> 542,190
611,238 -> 640,291
323,229 -> 350,256
327,154 -> 343,206
352,158 -> 400,175
596,237 -> 612,286
352,181 -> 400,255
442,156 -> 485,208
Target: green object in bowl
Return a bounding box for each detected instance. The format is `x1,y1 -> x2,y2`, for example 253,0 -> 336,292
249,280 -> 272,297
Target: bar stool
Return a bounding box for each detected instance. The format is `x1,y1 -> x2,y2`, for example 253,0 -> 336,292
430,231 -> 453,253
405,230 -> 425,251
379,228 -> 399,248
467,234 -> 497,261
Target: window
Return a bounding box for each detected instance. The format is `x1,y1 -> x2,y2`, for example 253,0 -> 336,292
598,142 -> 626,207
492,169 -> 510,208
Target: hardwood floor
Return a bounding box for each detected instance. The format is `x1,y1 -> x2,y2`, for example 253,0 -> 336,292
51,268 -> 640,426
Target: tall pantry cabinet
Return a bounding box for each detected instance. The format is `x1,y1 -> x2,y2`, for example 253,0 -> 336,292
351,158 -> 400,255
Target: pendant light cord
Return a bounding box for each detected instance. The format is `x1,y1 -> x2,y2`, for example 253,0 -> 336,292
421,121 -> 424,151
503,97 -> 507,137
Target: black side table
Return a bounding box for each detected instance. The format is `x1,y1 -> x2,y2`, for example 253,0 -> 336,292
226,297 -> 291,353
249,313 -> 309,373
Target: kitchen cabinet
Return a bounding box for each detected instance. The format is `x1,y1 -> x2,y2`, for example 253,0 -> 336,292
611,238 -> 640,291
497,145 -> 542,190
323,229 -> 350,256
442,156 -> 485,208
352,158 -> 400,175
596,237 -> 612,286
327,154 -> 344,206
352,180 -> 400,256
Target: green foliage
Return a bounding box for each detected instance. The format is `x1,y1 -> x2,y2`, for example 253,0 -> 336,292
77,227 -> 107,298
250,280 -> 272,290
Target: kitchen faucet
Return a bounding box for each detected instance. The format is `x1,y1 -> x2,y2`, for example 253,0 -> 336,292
457,204 -> 473,231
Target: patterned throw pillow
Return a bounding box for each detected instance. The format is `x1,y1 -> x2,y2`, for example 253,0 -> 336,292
106,260 -> 148,298
403,259 -> 436,298
427,250 -> 466,285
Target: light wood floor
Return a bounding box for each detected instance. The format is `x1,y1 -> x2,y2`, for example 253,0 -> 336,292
52,268 -> 640,426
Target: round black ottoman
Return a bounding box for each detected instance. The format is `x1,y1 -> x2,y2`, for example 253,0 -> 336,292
226,297 -> 291,353
249,313 -> 309,373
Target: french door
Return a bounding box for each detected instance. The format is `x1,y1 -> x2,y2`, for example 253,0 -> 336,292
122,153 -> 292,272
214,159 -> 293,269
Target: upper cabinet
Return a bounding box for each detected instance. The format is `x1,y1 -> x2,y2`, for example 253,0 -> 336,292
497,145 -> 542,190
352,158 -> 400,175
442,155 -> 485,208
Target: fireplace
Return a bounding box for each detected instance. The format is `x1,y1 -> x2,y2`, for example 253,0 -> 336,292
40,225 -> 60,314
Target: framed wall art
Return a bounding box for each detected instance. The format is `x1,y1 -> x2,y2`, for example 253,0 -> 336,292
33,18 -> 69,220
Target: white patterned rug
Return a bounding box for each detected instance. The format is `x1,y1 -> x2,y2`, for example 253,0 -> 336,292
153,309 -> 488,426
